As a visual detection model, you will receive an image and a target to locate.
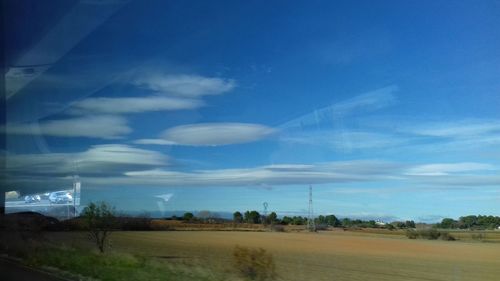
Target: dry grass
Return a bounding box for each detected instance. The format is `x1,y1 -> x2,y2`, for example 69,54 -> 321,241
46,230 -> 500,281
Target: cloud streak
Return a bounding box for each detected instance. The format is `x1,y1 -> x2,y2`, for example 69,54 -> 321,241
134,74 -> 236,98
3,115 -> 131,139
405,162 -> 495,176
5,144 -> 170,177
70,96 -> 203,114
407,120 -> 500,138
5,148 -> 499,191
136,123 -> 277,146
105,160 -> 402,187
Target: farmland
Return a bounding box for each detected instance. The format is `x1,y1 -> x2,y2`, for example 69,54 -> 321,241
47,229 -> 500,281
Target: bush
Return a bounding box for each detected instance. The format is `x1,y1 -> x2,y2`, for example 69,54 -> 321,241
406,229 -> 455,241
270,225 -> 285,232
81,201 -> 117,253
419,229 -> 441,240
315,224 -> 329,231
439,232 -> 456,241
405,229 -> 418,239
233,246 -> 276,280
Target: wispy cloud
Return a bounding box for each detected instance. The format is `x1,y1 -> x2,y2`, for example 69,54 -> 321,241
69,96 -> 203,114
5,148 -> 499,191
133,139 -> 177,145
413,175 -> 500,187
139,123 -> 277,146
405,162 -> 495,176
3,115 -> 131,139
4,158 -> 402,189
407,119 -> 500,138
97,160 -> 401,187
134,74 -> 236,98
5,144 -> 169,177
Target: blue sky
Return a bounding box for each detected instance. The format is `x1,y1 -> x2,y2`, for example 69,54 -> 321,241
3,0 -> 500,222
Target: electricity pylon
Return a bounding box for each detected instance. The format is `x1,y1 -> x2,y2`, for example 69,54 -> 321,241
307,185 -> 316,232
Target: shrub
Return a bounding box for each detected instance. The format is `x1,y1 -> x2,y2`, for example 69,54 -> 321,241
439,232 -> 456,241
81,201 -> 116,253
232,246 -> 276,281
405,229 -> 418,239
406,229 -> 455,241
419,229 -> 441,240
315,224 -> 329,231
270,225 -> 285,232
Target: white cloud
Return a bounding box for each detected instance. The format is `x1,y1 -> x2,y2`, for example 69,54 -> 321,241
405,162 -> 495,176
77,144 -> 169,169
70,96 -> 203,114
110,160 -> 401,187
4,115 -> 131,139
159,123 -> 277,146
407,120 -> 500,138
5,157 -> 403,189
134,74 -> 236,97
5,144 -> 169,176
6,152 -> 500,189
132,139 -> 177,145
412,175 -> 500,187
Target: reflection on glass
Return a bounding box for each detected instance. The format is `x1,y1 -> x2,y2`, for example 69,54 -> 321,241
1,1 -> 500,281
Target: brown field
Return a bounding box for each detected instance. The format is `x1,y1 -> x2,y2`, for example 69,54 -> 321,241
53,230 -> 500,281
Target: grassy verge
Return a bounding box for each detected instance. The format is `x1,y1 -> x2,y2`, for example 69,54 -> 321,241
15,244 -> 231,281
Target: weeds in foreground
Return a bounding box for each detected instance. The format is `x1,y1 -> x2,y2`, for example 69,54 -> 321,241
8,243 -> 227,281
233,245 -> 276,281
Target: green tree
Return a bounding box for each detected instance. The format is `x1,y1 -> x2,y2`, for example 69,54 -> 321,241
394,221 -> 407,228
439,218 -> 457,229
281,216 -> 292,225
325,215 -> 340,227
183,212 -> 194,221
81,201 -> 116,253
267,212 -> 278,225
316,215 -> 326,225
292,216 -> 306,225
233,211 -> 243,223
244,210 -> 262,224
459,215 -> 478,229
405,220 -> 416,228
342,218 -> 352,227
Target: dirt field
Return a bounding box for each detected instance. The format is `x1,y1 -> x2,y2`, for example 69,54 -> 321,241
55,230 -> 500,281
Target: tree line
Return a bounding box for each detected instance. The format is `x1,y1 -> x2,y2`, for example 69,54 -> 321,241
436,215 -> 500,230
181,210 -> 417,229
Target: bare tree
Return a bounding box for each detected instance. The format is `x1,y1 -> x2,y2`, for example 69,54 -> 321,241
81,201 -> 116,253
